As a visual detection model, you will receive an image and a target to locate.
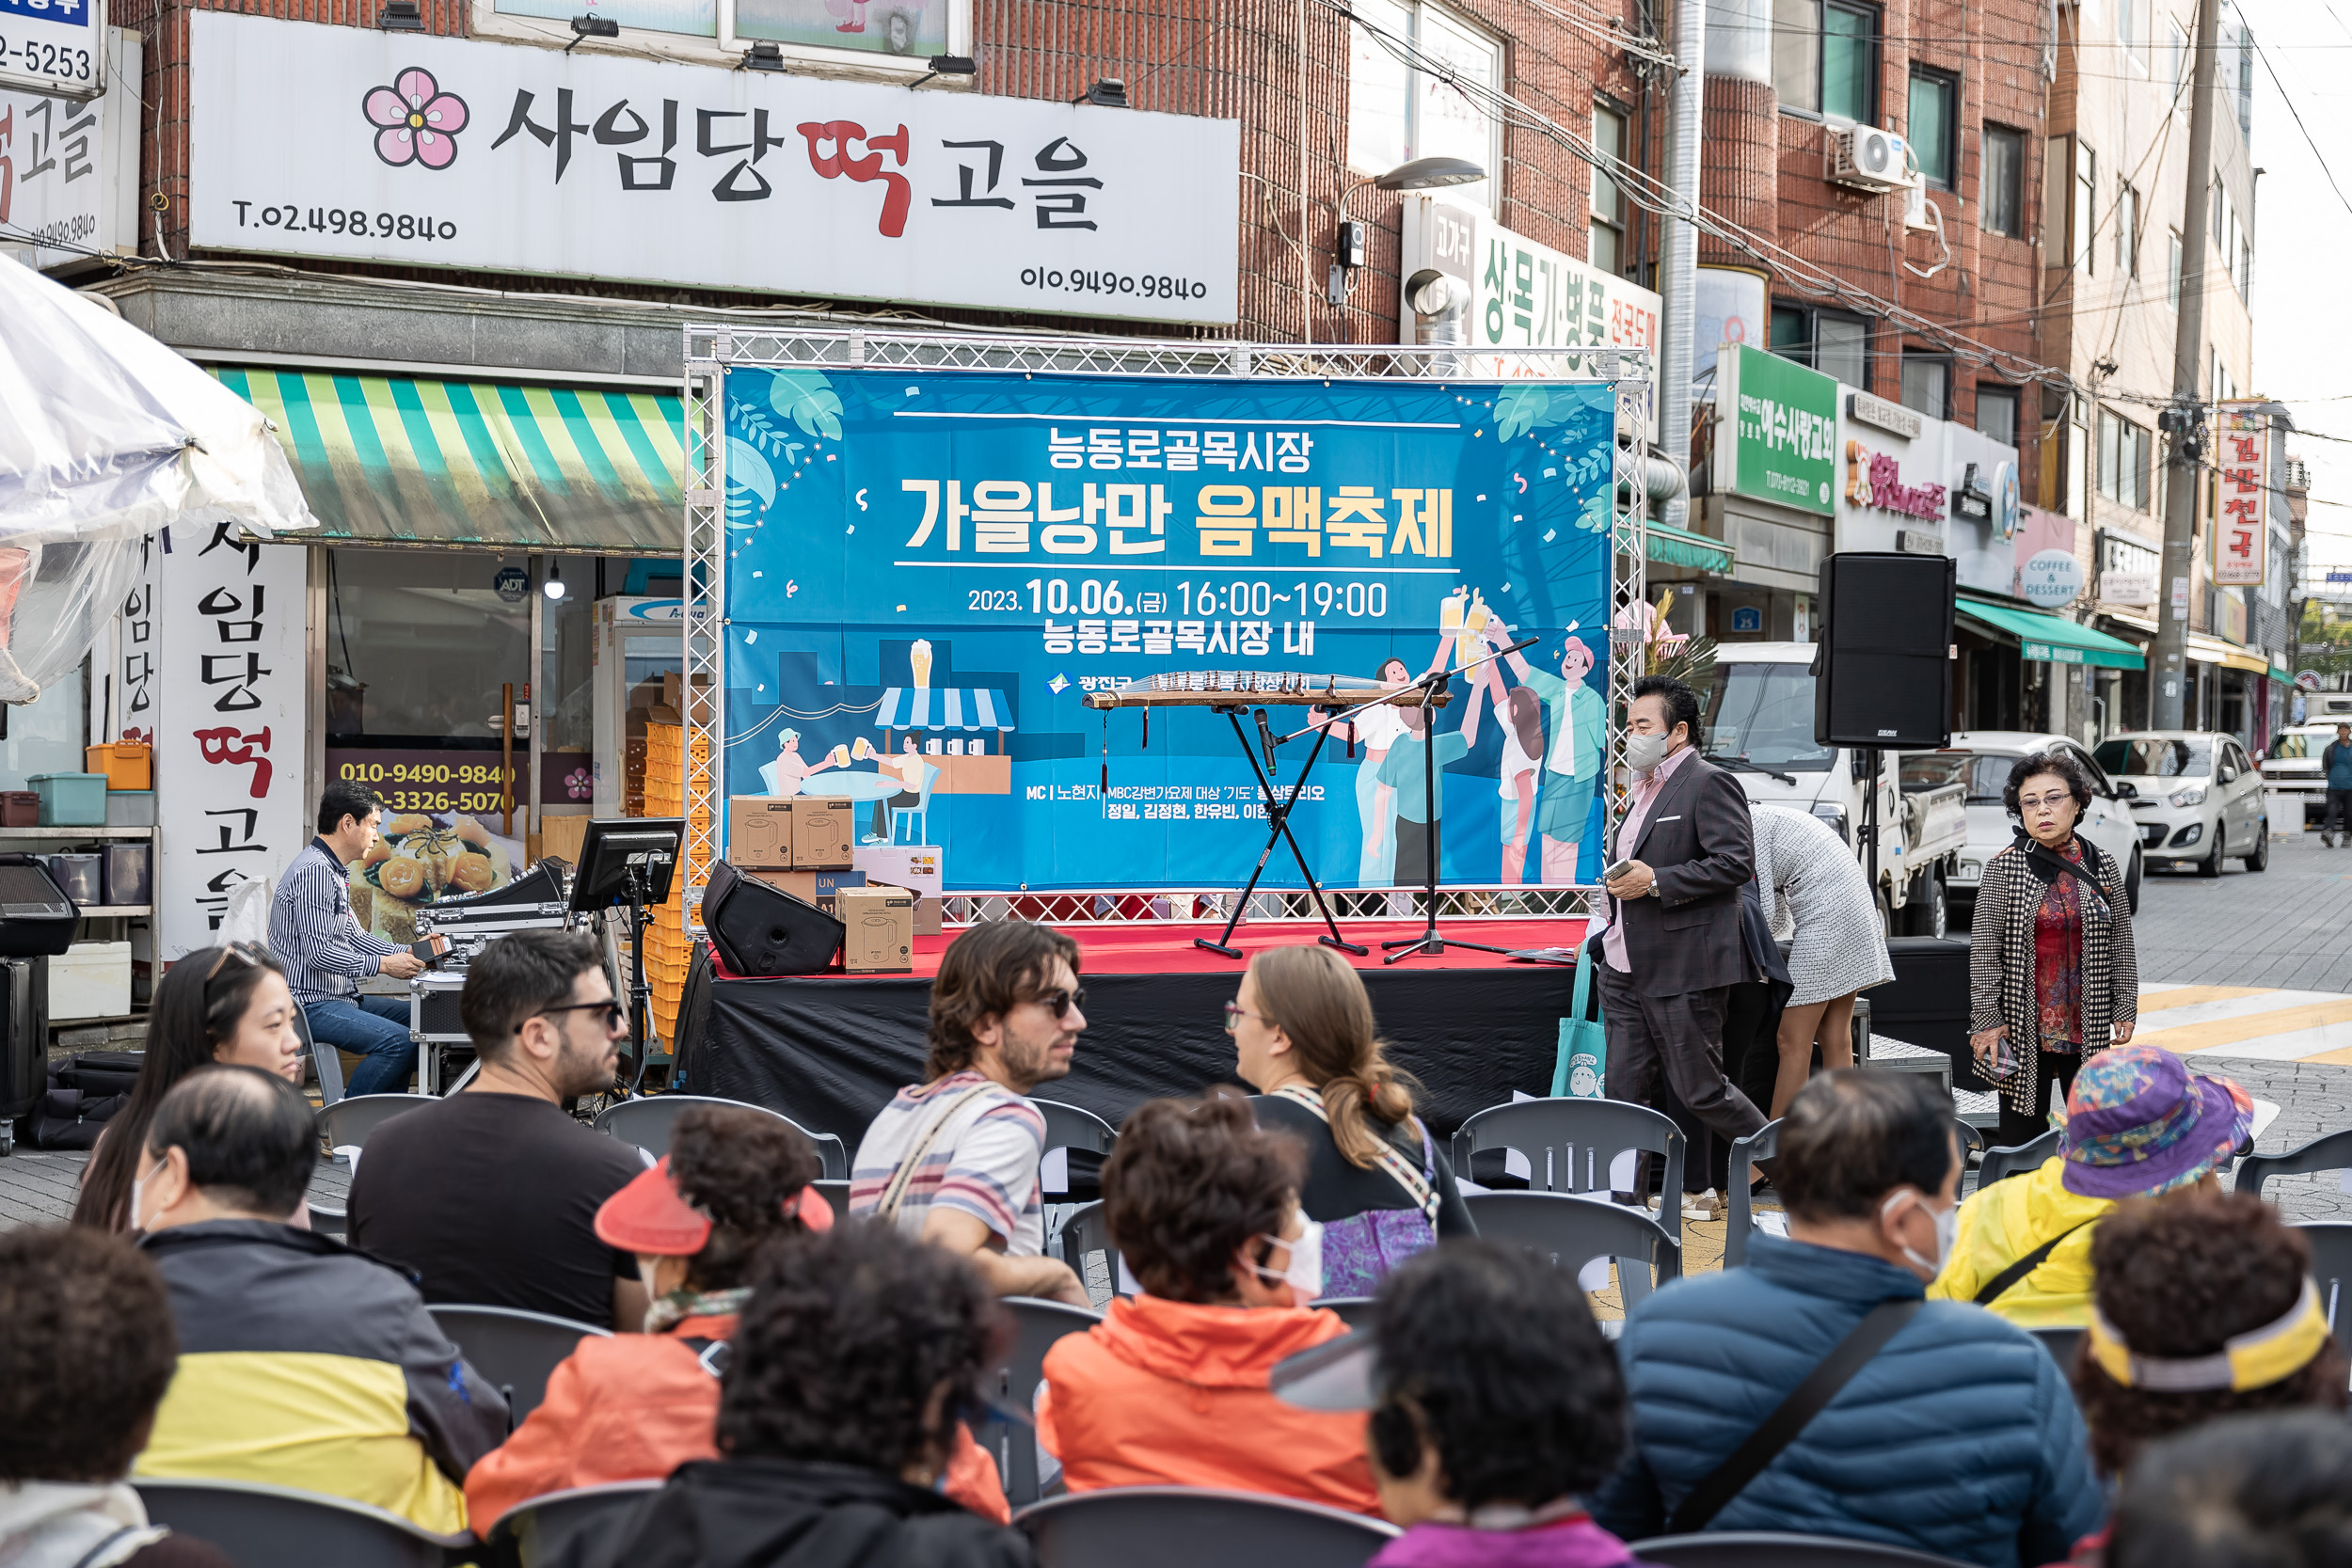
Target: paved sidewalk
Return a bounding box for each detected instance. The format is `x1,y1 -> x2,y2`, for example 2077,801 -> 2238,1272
2131,825 -> 2352,992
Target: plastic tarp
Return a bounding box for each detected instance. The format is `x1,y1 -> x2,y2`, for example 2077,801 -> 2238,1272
0,258 -> 314,701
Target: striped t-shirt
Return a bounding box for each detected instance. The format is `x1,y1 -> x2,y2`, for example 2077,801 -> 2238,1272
850,1071 -> 1047,1258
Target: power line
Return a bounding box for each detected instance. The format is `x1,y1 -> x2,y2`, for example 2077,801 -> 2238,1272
2245,28 -> 2352,222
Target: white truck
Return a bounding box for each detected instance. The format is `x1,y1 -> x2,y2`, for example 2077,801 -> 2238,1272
1697,641 -> 1967,938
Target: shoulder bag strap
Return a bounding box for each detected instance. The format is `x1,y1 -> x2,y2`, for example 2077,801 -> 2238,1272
1664,1297 -> 1923,1535
2015,836 -> 2111,917
1571,939 -> 1597,1021
1972,1217 -> 2098,1307
873,1082 -> 992,1224
1270,1083 -> 1438,1220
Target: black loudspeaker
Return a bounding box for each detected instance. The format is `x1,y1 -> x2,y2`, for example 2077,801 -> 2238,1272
1814,551 -> 1956,750
1874,936 -> 1985,1090
702,863 -> 844,977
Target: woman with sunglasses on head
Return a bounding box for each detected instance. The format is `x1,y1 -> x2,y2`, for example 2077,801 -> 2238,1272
1036,1092 -> 1382,1515
72,943 -> 307,1232
1968,750 -> 2139,1148
1231,944 -> 1473,1299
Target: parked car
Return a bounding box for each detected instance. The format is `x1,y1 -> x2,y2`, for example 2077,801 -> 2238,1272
1912,732 -> 2142,920
2259,721 -> 2350,828
2092,732 -> 2269,877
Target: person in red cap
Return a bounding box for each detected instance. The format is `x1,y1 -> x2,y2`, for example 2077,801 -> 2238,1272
464,1103 -> 1009,1529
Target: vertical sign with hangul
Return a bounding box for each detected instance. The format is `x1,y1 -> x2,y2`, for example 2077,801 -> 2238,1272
2213,405 -> 2266,588
155,526 -> 306,958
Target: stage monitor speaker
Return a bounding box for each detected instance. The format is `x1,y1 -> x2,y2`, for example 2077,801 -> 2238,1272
1814,551 -> 1955,751
703,863 -> 844,977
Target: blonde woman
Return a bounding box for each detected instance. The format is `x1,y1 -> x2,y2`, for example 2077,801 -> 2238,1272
1230,944 -> 1474,1295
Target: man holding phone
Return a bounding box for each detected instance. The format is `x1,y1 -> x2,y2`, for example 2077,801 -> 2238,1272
1597,675 -> 1770,1183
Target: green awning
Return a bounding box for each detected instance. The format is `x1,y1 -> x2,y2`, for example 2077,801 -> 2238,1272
1958,597 -> 2146,671
1645,519 -> 1734,573
211,368 -> 684,552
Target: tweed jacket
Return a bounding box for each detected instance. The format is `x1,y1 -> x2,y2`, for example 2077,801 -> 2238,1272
1967,835 -> 2137,1114
1606,755 -> 1758,995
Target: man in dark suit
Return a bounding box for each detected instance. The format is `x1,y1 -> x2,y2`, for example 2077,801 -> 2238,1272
1598,673 -> 1769,1162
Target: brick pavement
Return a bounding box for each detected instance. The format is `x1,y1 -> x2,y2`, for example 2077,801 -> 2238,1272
2129,825 -> 2352,993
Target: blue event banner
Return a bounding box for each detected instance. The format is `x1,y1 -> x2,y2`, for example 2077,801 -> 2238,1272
720,367 -> 1616,893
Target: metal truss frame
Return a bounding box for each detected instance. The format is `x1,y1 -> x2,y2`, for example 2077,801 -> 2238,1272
680,325 -> 1654,932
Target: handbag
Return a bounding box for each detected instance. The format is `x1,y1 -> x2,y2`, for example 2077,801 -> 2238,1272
1270,1084 -> 1439,1296
1551,938 -> 1607,1098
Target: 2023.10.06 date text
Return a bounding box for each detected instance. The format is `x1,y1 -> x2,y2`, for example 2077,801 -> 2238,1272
229,201 -> 458,242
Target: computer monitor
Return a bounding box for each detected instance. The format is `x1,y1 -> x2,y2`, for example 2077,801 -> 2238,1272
567,817 -> 685,914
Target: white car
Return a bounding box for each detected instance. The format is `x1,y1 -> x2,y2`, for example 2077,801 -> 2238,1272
2259,721 -> 2349,829
1910,732 -> 2143,917
2092,731 -> 2270,878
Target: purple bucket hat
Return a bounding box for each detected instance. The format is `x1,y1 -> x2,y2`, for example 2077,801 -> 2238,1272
2059,1046 -> 2253,1199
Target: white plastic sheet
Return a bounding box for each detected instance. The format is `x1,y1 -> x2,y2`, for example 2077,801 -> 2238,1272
0,257 -> 314,700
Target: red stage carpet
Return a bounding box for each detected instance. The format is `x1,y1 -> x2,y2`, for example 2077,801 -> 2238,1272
850,918 -> 1592,979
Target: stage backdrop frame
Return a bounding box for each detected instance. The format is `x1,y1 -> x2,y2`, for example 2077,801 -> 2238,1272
678,329 -> 1652,932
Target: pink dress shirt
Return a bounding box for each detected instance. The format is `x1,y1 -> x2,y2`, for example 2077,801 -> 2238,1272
1601,740 -> 1698,974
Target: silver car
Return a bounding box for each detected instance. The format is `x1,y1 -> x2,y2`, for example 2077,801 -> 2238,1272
1922,732 -> 2144,918
2091,732 -> 2270,877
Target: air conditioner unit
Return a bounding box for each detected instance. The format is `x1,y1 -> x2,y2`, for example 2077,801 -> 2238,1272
1828,125 -> 1912,194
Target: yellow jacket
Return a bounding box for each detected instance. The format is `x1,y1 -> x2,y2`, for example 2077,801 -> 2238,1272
1927,1157 -> 2114,1327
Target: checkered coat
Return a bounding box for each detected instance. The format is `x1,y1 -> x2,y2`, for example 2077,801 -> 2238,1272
1967,835 -> 2138,1114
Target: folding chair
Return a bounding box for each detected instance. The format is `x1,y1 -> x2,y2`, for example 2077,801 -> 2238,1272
2029,1325 -> 2084,1371
1460,1191 -> 1681,1316
1307,1296 -> 1376,1329
486,1481 -> 662,1567
1017,1485 -> 1398,1568
2238,1126 -> 2352,1202
976,1295 -> 1103,1507
1978,1128 -> 2063,1187
425,1304 -> 611,1432
133,1477 -> 472,1568
1629,1532 -> 1976,1568
1726,1117 -> 1981,1268
2297,1221 -> 2352,1360
593,1093 -> 849,1178
1051,1199 -> 1129,1305
310,1093 -> 438,1237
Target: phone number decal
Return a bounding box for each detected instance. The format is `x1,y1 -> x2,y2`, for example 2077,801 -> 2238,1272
1018,266 -> 1213,302
230,200 -> 458,241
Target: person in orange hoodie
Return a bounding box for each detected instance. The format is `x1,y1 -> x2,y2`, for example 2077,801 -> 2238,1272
1036,1091 -> 1379,1515
464,1103 -> 1009,1531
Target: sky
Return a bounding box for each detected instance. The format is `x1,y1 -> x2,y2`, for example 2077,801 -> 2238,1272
2246,0 -> 2352,577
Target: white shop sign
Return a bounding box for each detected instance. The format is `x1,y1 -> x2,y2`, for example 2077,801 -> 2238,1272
189,11 -> 1240,324
0,26 -> 137,270
154,525 -> 307,960
0,0 -> 102,100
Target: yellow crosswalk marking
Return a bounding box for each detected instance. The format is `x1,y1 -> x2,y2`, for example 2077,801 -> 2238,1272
2136,986 -> 2280,1013
2134,999 -> 2352,1054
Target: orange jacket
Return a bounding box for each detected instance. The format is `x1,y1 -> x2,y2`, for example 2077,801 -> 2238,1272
464,1313 -> 1009,1531
1035,1295 -> 1379,1516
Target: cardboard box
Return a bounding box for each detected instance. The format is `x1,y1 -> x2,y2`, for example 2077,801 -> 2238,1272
851,844 -> 944,899
792,797 -> 856,869
914,896 -> 943,937
728,797 -> 797,867
838,883 -> 914,973
747,867 -> 866,914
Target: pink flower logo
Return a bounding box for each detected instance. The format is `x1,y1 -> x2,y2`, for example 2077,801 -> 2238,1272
565,768 -> 592,800
363,69 -> 469,170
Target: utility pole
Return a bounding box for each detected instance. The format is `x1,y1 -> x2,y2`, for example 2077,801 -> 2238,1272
2152,0 -> 2221,729
1658,0 -> 1703,529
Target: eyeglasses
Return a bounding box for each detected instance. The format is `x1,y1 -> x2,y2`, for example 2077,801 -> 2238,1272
204,942 -> 266,984
1025,987 -> 1086,1021
2017,791 -> 2075,811
1222,1001 -> 1271,1036
526,1000 -> 628,1033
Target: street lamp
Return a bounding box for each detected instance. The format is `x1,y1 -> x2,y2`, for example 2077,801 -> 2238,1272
1329,156 -> 1486,306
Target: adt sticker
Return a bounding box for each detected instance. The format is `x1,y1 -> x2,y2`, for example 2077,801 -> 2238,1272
493,566 -> 529,604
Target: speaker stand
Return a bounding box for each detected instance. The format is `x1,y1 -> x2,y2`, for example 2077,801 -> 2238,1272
621,863 -> 660,1096
1861,747 -> 1882,926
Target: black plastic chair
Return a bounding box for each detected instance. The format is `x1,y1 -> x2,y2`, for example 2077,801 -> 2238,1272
1629,1531 -> 1977,1568
2298,1221 -> 2352,1359
133,1477 -> 472,1568
1017,1484 -> 1398,1568
296,1006 -> 341,1106
814,1178 -> 850,1224
2238,1126 -> 2352,1201
1308,1296 -> 1376,1329
486,1480 -> 662,1568
1453,1097 -> 1688,1243
593,1093 -> 849,1178
1978,1127 -> 2063,1187
310,1094 -> 440,1237
2030,1325 -> 2085,1370
425,1304 -> 610,1432
1461,1191 -> 1681,1314
1051,1198 -> 1129,1300
1033,1097 -> 1120,1155
976,1295 -> 1103,1508
1727,1117 -> 1983,1268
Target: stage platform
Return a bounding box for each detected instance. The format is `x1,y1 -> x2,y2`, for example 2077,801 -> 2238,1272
687,918 -> 1592,1147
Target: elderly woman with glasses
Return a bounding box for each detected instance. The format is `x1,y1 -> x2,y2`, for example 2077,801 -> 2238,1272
1969,750 -> 2139,1148
1232,944 -> 1473,1297
72,942 -> 308,1231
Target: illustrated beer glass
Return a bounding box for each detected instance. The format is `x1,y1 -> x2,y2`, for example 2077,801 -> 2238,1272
911,639 -> 934,689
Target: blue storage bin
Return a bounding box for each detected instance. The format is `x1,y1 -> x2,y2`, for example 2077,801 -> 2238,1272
30,773 -> 108,827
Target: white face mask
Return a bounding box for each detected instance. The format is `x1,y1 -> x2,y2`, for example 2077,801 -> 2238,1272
1251,1216 -> 1325,1301
129,1156 -> 162,1234
1881,1187 -> 1959,1279
1626,729 -> 1675,774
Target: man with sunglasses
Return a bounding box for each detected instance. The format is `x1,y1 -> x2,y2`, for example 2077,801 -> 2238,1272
850,921 -> 1092,1307
349,931 -> 652,1330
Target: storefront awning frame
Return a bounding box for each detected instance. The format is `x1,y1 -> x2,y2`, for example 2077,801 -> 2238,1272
2097,612 -> 2277,677
1957,596 -> 2146,671
1644,519 -> 1735,574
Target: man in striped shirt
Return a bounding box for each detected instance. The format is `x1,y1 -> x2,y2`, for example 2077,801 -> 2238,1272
850,921 -> 1090,1307
269,784 -> 427,1097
